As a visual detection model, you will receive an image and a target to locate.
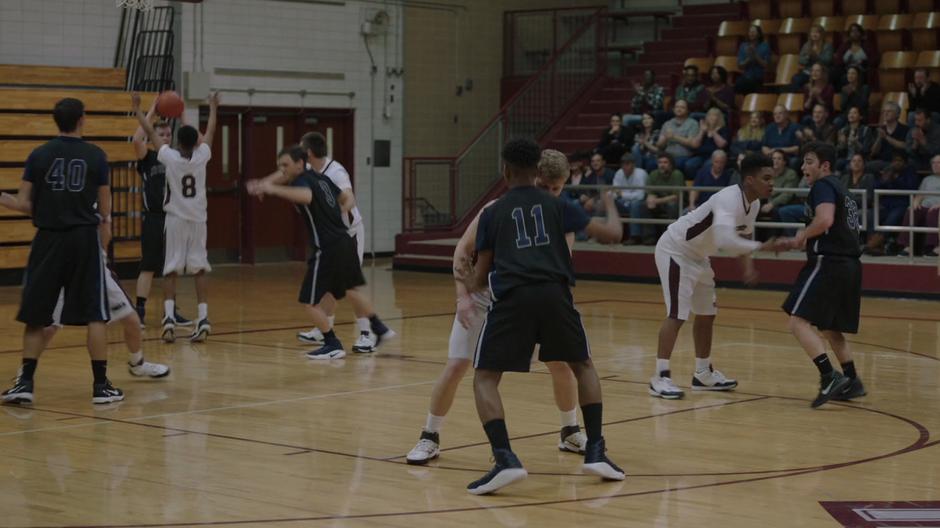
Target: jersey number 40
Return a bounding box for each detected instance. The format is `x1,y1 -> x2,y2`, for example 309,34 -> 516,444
44,158 -> 87,192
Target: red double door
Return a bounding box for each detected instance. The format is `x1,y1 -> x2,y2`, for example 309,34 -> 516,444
199,106 -> 354,263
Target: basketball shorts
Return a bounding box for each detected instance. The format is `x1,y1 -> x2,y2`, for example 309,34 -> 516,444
298,236 -> 366,305
139,212 -> 166,274
17,227 -> 109,327
163,215 -> 211,276
655,238 -> 717,321
52,267 -> 135,328
447,292 -> 490,361
473,282 -> 590,372
782,255 -> 862,333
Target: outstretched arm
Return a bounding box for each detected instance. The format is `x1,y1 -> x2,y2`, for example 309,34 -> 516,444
132,93 -> 165,150
584,191 -> 623,243
132,98 -> 158,159
251,179 -> 312,205
201,92 -> 220,147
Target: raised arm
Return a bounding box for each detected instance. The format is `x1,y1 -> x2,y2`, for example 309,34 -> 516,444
201,92 -> 220,147
584,191 -> 624,243
132,98 -> 158,159
132,93 -> 165,149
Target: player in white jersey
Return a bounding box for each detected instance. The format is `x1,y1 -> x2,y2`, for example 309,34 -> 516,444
405,149 -> 623,465
649,152 -> 779,399
132,92 -> 219,344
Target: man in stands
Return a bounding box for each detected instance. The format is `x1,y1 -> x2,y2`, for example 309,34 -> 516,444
675,65 -> 706,119
761,105 -> 800,170
907,68 -> 940,126
632,153 -> 684,244
657,99 -> 700,180
905,109 -> 940,171
868,101 -> 909,174
798,104 -> 836,146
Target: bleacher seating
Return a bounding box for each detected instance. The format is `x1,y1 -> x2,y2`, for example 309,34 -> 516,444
777,18 -> 812,54
876,14 -> 913,52
911,12 -> 940,50
0,64 -> 156,269
879,51 -> 919,91
768,54 -> 801,88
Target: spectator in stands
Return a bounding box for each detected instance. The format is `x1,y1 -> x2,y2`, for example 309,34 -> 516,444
728,151 -> 747,185
798,104 -> 837,148
899,154 -> 940,257
735,24 -> 771,95
836,106 -> 874,172
686,107 -> 731,177
866,151 -> 919,255
906,109 -> 940,171
731,111 -> 765,158
675,65 -> 707,119
630,69 -> 666,124
835,66 -> 870,128
632,112 -> 661,172
631,152 -> 684,244
868,101 -> 908,174
790,24 -> 834,91
802,63 -> 834,117
610,153 -> 648,242
762,105 -> 801,169
688,150 -> 731,210
833,23 -> 877,88
657,99 -> 700,179
907,69 -> 940,126
705,65 -> 735,119
564,151 -> 591,205
760,149 -> 801,219
839,153 -> 875,244
596,113 -> 633,165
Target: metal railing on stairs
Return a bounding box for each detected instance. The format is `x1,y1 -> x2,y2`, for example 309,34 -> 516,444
114,5 -> 175,92
402,8 -> 607,233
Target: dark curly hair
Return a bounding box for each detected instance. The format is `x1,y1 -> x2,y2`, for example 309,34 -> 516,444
501,138 -> 541,173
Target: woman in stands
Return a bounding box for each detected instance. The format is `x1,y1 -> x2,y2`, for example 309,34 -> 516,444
836,66 -> 870,128
790,24 -> 834,91
802,63 -> 834,119
704,65 -> 734,120
833,23 -> 877,88
686,107 -> 731,177
836,106 -> 874,172
731,111 -> 765,158
596,113 -> 633,166
632,112 -> 661,172
734,25 -> 771,95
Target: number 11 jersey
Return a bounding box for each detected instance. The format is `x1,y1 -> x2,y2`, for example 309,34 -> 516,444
158,143 -> 211,223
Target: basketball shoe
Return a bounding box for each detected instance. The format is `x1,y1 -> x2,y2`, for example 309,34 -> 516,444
467,449 -> 527,495
406,430 -> 441,465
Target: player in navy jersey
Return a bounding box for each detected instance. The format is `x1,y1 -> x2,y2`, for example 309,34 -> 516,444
461,138 -> 625,495
246,146 -> 392,360
781,141 -> 866,407
0,98 -> 124,404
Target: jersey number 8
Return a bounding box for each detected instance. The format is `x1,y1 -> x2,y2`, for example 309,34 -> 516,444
181,175 -> 197,198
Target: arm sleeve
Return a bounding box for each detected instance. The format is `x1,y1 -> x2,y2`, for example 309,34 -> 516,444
562,198 -> 591,233
193,143 -> 212,164
808,179 -> 837,209
475,207 -> 494,252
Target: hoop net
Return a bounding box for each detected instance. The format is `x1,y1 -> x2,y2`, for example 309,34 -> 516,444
116,0 -> 154,11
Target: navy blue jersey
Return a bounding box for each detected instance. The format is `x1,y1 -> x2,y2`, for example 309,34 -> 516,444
291,170 -> 349,251
136,149 -> 165,213
23,137 -> 109,230
476,186 -> 590,299
804,175 -> 861,258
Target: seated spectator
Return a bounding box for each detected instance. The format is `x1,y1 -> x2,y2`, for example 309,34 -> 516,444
689,150 -> 731,210
731,111 -> 765,158
734,24 -> 771,95
798,104 -> 837,146
609,153 -> 648,242
596,113 -> 634,165
905,109 -> 940,171
632,112 -> 661,172
728,151 -> 747,185
839,153 -> 875,241
868,101 -> 908,174
686,107 -> 731,177
564,151 -> 591,204
833,23 -> 877,88
907,68 -> 940,127
866,152 -> 919,255
704,65 -> 735,119
628,69 -> 666,126
899,154 -> 940,256
762,105 -> 801,169
790,24 -> 834,90
656,99 -> 700,179
802,63 -> 834,119
675,64 -> 707,119
835,66 -> 870,128
836,106 -> 874,172
630,153 -> 684,244
760,149 -> 801,219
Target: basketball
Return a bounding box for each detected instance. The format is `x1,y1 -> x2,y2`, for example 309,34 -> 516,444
155,90 -> 184,118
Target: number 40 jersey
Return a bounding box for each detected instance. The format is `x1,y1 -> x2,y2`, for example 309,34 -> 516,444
158,143 -> 211,223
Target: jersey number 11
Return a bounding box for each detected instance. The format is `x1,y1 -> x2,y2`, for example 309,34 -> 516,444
511,205 -> 550,249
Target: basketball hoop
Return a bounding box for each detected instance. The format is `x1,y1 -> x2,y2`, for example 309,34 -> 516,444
116,0 -> 154,11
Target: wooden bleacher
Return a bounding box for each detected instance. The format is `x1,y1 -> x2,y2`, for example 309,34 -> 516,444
0,64 -> 156,270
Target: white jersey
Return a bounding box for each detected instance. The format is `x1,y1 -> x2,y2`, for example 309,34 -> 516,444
159,143 -> 211,223
662,184 -> 761,260
321,158 -> 363,235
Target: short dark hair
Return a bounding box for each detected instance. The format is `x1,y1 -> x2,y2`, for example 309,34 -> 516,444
278,145 -> 306,162
656,152 -> 675,167
501,137 -> 541,174
178,125 -> 199,151
740,152 -> 773,179
915,108 -> 930,118
301,132 -> 328,158
53,98 -> 85,133
802,141 -> 836,170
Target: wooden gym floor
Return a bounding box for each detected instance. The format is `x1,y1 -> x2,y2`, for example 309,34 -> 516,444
0,260 -> 938,527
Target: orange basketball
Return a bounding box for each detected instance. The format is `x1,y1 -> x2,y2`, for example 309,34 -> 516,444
155,90 -> 184,118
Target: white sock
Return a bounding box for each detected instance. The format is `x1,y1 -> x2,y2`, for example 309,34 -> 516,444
656,358 -> 670,378
129,351 -> 143,365
356,317 -> 370,334
164,299 -> 175,321
695,357 -> 711,373
328,315 -> 335,329
560,408 -> 578,428
425,413 -> 445,434
198,303 -> 208,320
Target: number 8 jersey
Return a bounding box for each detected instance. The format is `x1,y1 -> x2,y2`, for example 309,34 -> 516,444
158,143 -> 211,223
